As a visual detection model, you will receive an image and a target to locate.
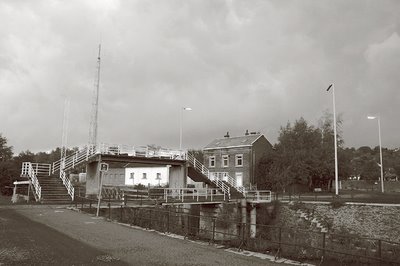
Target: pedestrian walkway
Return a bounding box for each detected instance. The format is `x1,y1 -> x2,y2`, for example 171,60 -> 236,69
10,203 -> 307,266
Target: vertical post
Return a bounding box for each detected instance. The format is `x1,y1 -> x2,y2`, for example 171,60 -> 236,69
96,170 -> 103,217
279,227 -> 282,252
212,217 -> 216,242
378,239 -> 382,259
378,117 -> 384,193
322,232 -> 326,258
332,84 -> 339,196
149,209 -> 152,229
108,197 -> 111,220
120,205 -> 123,222
187,215 -> 190,237
167,209 -> 170,233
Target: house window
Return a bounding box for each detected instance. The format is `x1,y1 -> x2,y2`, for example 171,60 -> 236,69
222,155 -> 229,167
156,173 -> 161,180
130,172 -> 134,179
235,154 -> 243,167
209,156 -> 216,168
142,173 -> 147,179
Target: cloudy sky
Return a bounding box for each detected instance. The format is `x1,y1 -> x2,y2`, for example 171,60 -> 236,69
1,0 -> 399,154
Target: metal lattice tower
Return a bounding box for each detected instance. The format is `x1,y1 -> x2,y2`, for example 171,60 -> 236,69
88,44 -> 101,146
61,98 -> 70,160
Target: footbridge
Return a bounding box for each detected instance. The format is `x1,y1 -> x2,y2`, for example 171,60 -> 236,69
19,143 -> 271,204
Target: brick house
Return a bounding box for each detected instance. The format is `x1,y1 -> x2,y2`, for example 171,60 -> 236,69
203,131 -> 272,188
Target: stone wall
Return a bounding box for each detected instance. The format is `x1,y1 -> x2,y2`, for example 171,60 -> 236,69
274,202 -> 400,243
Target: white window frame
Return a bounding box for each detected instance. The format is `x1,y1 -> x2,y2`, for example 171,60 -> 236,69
235,154 -> 243,167
222,155 -> 229,168
209,156 -> 216,168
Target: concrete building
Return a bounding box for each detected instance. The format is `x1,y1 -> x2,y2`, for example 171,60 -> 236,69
125,166 -> 169,187
203,131 -> 272,188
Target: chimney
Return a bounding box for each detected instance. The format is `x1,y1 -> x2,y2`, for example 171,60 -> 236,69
224,131 -> 230,138
245,129 -> 249,136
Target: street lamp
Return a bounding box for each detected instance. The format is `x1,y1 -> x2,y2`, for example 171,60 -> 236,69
179,107 -> 192,150
327,84 -> 339,196
367,115 -> 384,193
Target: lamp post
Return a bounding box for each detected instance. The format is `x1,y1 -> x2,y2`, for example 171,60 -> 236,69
179,107 -> 192,150
327,84 -> 339,196
367,115 -> 384,193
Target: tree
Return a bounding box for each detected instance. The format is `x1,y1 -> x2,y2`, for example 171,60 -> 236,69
257,113 -> 348,192
0,134 -> 15,195
0,134 -> 13,162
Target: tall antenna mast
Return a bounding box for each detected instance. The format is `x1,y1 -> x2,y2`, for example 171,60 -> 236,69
61,97 -> 70,159
89,44 -> 101,146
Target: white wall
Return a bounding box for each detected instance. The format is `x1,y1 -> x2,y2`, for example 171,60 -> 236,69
125,167 -> 169,187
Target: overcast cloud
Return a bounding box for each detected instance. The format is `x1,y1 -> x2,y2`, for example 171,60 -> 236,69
1,0 -> 399,154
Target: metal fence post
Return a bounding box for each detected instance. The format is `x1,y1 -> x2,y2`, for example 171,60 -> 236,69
279,227 -> 282,252
108,199 -> 111,220
212,218 -> 216,242
120,205 -> 123,222
167,209 -> 170,233
149,209 -> 152,229
378,239 -> 382,259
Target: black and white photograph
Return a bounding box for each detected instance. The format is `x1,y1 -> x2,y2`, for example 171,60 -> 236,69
1,0 -> 400,265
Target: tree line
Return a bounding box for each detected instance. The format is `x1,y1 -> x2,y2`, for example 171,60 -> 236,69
1,113 -> 400,195
0,134 -> 79,195
256,113 -> 400,192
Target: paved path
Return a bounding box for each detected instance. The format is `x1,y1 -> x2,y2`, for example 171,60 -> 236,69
0,207 -> 126,265
1,204 -> 293,266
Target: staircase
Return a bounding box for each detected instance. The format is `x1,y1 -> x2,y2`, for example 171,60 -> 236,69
187,153 -> 246,199
21,162 -> 72,203
38,175 -> 73,204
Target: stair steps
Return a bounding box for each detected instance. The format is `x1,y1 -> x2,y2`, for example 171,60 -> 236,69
37,175 -> 72,204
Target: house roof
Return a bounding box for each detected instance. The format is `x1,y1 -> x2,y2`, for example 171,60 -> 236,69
204,134 -> 263,150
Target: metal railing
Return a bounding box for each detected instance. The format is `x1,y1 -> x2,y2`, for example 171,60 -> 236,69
60,168 -> 74,200
244,190 -> 272,202
20,162 -> 42,201
187,153 -> 231,198
163,187 -> 227,203
75,203 -> 400,265
210,172 -> 246,194
188,153 -> 250,198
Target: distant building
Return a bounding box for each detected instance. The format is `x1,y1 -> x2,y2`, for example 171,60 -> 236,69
203,131 -> 272,188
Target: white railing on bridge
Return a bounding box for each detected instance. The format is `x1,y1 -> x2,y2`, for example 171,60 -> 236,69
187,153 -> 247,198
210,172 -> 246,195
21,163 -> 51,177
163,187 -> 227,203
20,162 -> 42,201
52,144 -> 187,174
244,190 -> 272,202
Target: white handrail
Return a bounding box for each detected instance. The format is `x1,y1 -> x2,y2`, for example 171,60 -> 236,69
163,188 -> 225,203
244,190 -> 272,202
21,162 -> 41,201
187,154 -> 232,198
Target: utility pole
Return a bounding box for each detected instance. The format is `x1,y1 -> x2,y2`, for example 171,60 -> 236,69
89,44 -> 101,147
